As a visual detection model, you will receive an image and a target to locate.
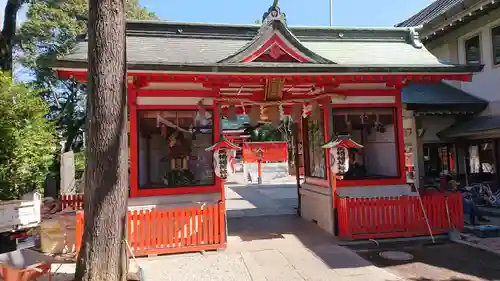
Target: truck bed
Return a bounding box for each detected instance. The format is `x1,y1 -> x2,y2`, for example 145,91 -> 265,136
0,193 -> 41,234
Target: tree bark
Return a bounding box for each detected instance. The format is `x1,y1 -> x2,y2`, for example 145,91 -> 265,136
0,0 -> 22,73
74,0 -> 128,280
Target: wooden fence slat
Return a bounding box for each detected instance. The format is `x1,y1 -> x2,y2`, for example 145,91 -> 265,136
219,201 -> 226,244
197,208 -> 202,245
214,204 -> 220,244
72,202 -> 227,256
191,207 -> 197,246
173,209 -> 179,247
337,194 -> 465,240
203,206 -> 209,245
186,209 -> 193,246
208,205 -> 214,244
167,209 -> 173,248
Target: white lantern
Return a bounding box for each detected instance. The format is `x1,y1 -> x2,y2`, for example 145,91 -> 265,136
206,137 -> 241,181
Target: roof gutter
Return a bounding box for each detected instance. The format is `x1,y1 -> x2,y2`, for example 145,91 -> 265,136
52,60 -> 484,75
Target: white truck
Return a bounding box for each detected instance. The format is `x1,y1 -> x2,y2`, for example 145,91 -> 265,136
0,193 -> 41,253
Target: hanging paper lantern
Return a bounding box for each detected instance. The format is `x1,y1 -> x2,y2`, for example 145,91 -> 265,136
219,150 -> 228,179
322,135 -> 363,176
168,133 -> 176,147
206,137 -> 241,181
249,105 -> 260,127
336,147 -> 348,174
310,101 -> 320,122
264,105 -> 280,127
227,105 -> 237,121
279,104 -> 284,121
213,150 -> 222,178
160,125 -> 167,137
291,104 -> 302,122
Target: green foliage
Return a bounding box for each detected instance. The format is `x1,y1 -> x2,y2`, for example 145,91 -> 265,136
74,151 -> 85,179
0,72 -> 56,200
250,123 -> 285,142
17,0 -> 159,153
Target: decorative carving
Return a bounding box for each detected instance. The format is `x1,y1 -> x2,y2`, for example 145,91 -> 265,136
261,0 -> 286,24
408,27 -> 423,49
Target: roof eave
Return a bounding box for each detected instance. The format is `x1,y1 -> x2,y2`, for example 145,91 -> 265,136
421,0 -> 500,43
53,60 -> 483,75
406,103 -> 488,115
439,128 -> 500,139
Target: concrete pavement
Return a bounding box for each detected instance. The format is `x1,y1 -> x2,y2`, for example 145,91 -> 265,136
45,216 -> 405,281
225,182 -> 298,218
137,216 -> 404,281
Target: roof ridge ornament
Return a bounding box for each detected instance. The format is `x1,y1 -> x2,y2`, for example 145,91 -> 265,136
408,27 -> 423,49
261,0 -> 287,25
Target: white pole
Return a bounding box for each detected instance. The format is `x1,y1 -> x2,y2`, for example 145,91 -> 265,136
329,0 -> 333,26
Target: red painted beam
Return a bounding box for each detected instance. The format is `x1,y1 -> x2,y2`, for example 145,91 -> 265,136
56,70 -> 473,85
138,90 -> 219,97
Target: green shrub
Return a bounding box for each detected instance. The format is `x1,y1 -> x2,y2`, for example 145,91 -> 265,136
0,72 -> 57,200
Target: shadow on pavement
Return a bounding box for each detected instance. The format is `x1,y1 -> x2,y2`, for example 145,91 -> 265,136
351,240 -> 500,281
227,215 -> 375,270
228,215 -> 500,280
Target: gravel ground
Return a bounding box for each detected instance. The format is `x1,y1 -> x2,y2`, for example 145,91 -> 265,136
350,240 -> 500,281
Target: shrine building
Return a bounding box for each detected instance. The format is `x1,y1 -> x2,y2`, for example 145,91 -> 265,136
53,3 -> 479,255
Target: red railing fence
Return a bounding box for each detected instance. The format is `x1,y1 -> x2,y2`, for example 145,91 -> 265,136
60,194 -> 84,210
76,201 -> 227,257
337,193 -> 464,240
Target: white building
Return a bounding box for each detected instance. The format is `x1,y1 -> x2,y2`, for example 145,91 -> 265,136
397,0 -> 500,190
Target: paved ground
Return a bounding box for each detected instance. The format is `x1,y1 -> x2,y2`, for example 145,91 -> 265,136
138,216 -> 403,281
225,180 -> 299,218
46,216 -> 404,281
351,240 -> 500,281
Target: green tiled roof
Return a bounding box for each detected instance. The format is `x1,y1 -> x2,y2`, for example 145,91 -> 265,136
54,19 -> 480,74
402,82 -> 487,114
439,115 -> 500,138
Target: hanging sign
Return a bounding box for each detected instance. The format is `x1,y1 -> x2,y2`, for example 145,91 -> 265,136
205,137 -> 241,180
322,135 -> 363,177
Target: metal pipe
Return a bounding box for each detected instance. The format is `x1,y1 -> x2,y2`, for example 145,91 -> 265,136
329,0 -> 333,26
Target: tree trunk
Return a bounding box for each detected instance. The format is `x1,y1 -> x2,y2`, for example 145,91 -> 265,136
74,0 -> 128,280
0,0 -> 22,73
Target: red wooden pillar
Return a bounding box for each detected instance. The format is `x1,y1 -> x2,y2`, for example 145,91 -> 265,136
213,102 -> 223,200
395,91 -> 406,184
129,84 -> 139,198
213,102 -> 227,247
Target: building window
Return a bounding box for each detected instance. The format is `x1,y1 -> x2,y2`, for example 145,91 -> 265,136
304,114 -> 326,179
492,26 -> 500,65
333,108 -> 399,180
423,144 -> 456,179
468,141 -> 495,175
137,110 -> 214,188
464,35 -> 481,64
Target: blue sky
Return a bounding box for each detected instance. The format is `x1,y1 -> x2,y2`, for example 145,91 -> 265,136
140,0 -> 434,27
2,0 -> 434,27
